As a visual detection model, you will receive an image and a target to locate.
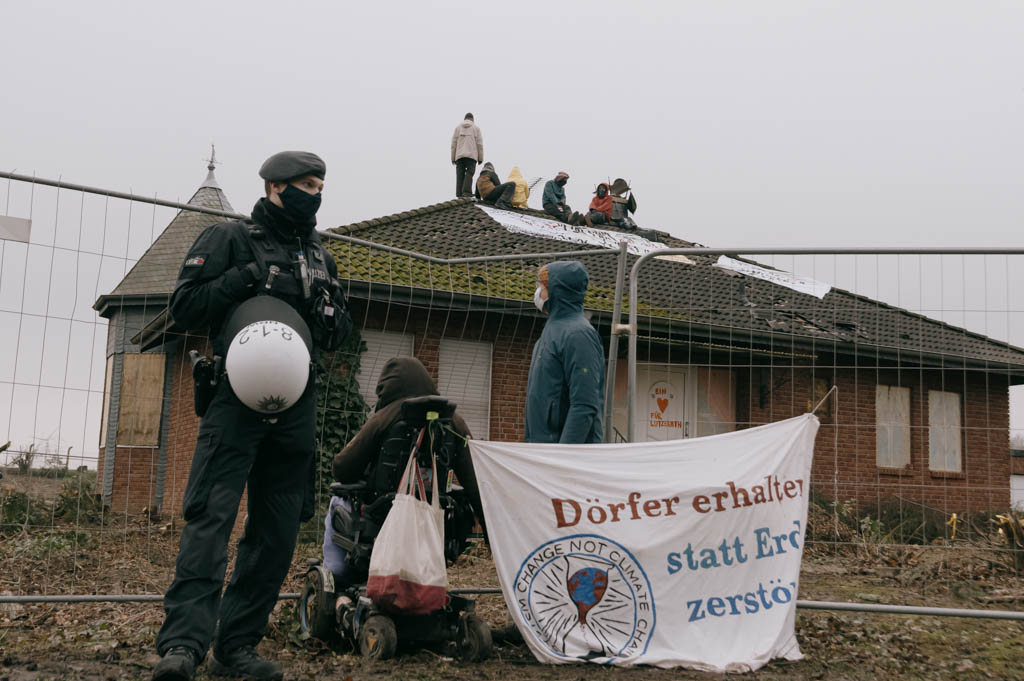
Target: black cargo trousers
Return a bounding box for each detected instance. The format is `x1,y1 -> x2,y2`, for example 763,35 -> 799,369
156,377 -> 316,658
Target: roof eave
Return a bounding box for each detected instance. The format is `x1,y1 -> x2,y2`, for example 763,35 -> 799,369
93,293 -> 170,319
342,281 -> 1024,379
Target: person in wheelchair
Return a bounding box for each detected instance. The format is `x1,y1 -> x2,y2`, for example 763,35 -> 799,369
324,357 -> 485,587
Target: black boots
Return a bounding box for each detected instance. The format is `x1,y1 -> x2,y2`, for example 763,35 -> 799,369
209,645 -> 283,680
153,646 -> 202,681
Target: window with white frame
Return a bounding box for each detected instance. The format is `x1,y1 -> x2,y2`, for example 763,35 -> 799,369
438,339 -> 492,439
876,385 -> 910,468
928,390 -> 962,472
357,330 -> 414,410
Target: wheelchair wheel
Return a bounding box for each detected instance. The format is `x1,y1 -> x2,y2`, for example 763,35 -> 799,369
299,570 -> 336,642
456,613 -> 492,662
359,615 -> 397,660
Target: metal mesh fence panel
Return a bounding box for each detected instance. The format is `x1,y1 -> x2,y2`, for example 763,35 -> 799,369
628,248 -> 1024,568
2,170 -> 1023,614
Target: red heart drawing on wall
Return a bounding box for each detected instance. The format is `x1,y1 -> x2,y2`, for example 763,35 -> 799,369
656,397 -> 669,414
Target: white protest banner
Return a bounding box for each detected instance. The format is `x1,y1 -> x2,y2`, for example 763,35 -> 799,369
469,414 -> 818,672
476,205 -> 694,264
715,255 -> 831,299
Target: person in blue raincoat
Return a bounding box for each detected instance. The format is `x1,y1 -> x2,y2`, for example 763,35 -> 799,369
525,261 -> 605,443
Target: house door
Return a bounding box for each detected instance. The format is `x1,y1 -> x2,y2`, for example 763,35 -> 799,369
635,365 -> 693,442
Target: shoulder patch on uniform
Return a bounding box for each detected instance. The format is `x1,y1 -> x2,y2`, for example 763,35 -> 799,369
185,255 -> 207,267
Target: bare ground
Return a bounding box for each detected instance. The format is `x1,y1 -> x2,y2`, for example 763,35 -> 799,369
2,519 -> 1024,681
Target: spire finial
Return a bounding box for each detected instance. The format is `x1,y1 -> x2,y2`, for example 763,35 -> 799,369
200,144 -> 222,189
204,144 -> 220,172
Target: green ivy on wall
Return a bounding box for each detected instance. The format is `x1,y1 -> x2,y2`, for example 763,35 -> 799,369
314,325 -> 369,509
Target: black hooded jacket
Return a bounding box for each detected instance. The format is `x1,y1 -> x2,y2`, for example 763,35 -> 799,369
331,357 -> 484,525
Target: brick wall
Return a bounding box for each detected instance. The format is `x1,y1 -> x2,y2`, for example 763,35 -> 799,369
357,300 -> 544,443
159,333 -> 210,519
111,299 -> 1014,518
739,358 -> 1011,513
107,446 -> 158,516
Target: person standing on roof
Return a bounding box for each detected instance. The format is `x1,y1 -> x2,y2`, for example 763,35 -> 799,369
542,172 -> 582,225
451,112 -> 484,198
474,162 -> 515,209
584,182 -> 613,227
525,261 -> 605,444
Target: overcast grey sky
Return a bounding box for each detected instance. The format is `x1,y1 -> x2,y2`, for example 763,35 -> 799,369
2,1 -> 1024,462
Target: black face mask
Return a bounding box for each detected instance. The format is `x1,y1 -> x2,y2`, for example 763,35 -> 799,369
597,187 -> 607,197
557,179 -> 567,187
279,184 -> 322,222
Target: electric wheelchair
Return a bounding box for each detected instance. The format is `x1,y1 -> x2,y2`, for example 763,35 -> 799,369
299,396 -> 491,661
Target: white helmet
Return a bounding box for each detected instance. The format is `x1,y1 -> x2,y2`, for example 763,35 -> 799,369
224,296 -> 313,414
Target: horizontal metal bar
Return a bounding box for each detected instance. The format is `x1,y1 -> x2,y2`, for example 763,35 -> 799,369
641,246 -> 1024,256
446,247 -> 620,264
795,600 -> 1024,620
0,592 -> 300,604
448,587 -> 503,595
0,171 -> 248,221
1,591 -> 1019,619
318,232 -> 450,264
320,231 -> 619,265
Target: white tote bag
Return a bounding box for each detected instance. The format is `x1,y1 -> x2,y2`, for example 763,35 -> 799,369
365,445 -> 448,614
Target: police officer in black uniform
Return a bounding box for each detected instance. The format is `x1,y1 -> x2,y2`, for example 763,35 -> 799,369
154,151 -> 349,681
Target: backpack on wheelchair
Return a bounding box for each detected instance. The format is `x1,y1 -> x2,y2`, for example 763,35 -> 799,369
299,395 -> 491,661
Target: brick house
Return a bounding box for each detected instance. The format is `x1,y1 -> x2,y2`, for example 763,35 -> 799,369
94,168 -> 1024,517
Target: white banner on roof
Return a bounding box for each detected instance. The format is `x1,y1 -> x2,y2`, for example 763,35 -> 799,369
715,255 -> 831,299
469,414 -> 818,672
476,205 -> 693,264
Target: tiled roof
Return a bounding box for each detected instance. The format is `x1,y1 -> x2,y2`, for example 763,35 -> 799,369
326,199 -> 1024,370
96,176 -> 234,307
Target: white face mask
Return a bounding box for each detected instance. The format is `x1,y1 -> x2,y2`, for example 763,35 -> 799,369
534,286 -> 548,313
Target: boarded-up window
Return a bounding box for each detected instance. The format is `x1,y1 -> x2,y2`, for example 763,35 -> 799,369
876,385 -> 910,468
99,355 -> 114,447
116,353 -> 165,447
439,339 -> 492,439
357,331 -> 414,410
928,390 -> 962,472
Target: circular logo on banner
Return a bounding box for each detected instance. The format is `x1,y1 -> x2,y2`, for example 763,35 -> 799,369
513,534 -> 655,662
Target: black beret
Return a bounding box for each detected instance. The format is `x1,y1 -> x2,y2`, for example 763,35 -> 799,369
258,151 -> 326,182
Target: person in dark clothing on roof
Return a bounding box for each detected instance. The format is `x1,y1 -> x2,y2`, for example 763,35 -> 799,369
542,172 -> 582,225
525,261 -> 605,444
584,182 -> 613,227
153,151 -> 350,681
474,162 -> 515,209
609,177 -> 638,229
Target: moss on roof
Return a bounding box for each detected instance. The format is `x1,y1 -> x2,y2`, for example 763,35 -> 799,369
325,241 -> 625,312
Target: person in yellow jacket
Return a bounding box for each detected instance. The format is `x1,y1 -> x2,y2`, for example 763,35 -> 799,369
506,166 -> 530,208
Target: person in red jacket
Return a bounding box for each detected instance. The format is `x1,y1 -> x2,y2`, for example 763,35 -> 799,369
584,182 -> 613,227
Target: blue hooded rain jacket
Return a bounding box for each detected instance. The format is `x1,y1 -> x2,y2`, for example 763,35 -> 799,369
525,261 -> 605,443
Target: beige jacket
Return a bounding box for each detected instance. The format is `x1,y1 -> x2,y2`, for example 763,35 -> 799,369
451,120 -> 484,163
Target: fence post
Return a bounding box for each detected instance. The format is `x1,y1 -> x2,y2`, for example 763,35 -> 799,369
603,241 -> 629,442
